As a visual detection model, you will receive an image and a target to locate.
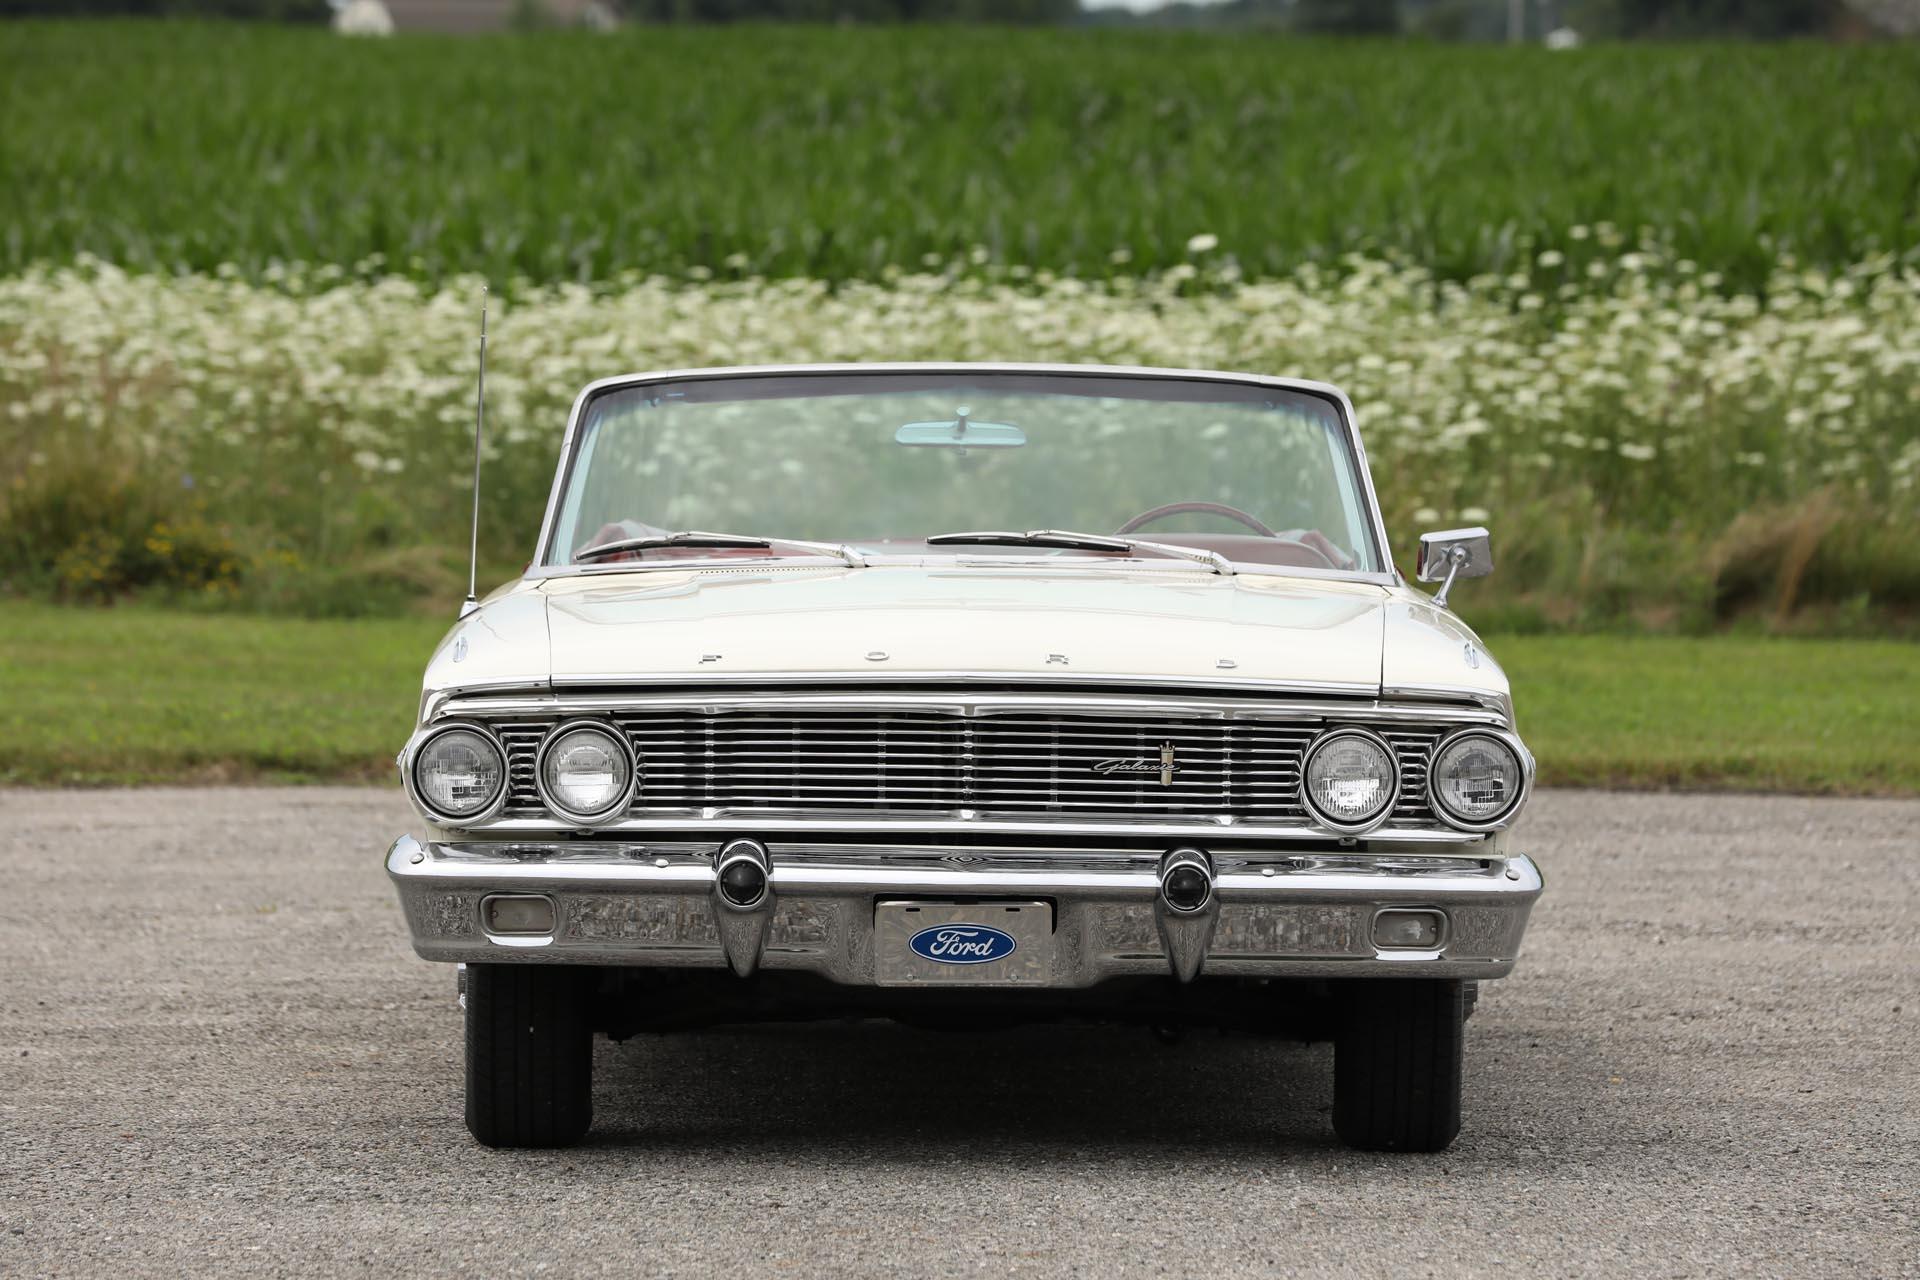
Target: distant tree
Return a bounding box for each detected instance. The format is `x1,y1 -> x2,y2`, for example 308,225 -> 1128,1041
1839,0 -> 1919,32
1403,0 -> 1511,38
0,0 -> 330,16
621,0 -> 1073,19
1292,0 -> 1400,32
1613,0 -> 1842,36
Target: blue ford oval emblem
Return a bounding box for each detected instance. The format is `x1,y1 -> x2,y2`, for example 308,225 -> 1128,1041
908,923 -> 1018,965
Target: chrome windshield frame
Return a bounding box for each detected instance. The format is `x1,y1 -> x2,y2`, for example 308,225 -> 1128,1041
527,363 -> 1398,586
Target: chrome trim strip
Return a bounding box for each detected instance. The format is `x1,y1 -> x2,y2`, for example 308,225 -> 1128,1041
1382,683 -> 1512,714
416,839 -> 1499,872
540,672 -> 1389,699
520,557 -> 1401,587
465,814 -> 1483,843
529,362 -> 1393,583
524,559 -> 1396,587
436,688 -> 1508,725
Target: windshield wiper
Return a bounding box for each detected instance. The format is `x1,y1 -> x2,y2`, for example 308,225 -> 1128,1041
927,529 -> 1132,553
574,531 -> 770,561
573,530 -> 865,568
925,529 -> 1234,575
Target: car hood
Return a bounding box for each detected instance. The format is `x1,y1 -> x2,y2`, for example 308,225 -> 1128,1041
421,566 -> 1509,712
539,564 -> 1388,693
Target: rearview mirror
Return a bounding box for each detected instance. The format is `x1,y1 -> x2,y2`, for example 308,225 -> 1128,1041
895,406 -> 1026,450
1416,526 -> 1492,608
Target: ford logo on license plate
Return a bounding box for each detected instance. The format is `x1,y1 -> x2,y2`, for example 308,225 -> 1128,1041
908,923 -> 1018,965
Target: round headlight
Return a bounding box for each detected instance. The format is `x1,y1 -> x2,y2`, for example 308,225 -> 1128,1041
1301,729 -> 1398,833
537,722 -> 634,823
411,726 -> 506,823
1430,731 -> 1526,829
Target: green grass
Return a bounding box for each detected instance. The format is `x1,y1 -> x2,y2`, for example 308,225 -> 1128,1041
0,601 -> 444,785
2,22 -> 1917,288
1506,634 -> 1920,794
2,602 -> 1914,793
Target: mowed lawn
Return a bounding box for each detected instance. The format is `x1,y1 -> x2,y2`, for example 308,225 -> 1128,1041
0,603 -> 437,785
0,601 -> 1914,794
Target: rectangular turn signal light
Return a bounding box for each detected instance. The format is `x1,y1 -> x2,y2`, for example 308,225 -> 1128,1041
483,894 -> 556,935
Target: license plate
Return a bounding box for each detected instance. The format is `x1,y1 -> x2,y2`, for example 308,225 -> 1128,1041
873,901 -> 1054,987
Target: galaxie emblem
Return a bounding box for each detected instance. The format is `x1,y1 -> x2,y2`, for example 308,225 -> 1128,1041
1091,741 -> 1180,786
908,924 -> 1018,965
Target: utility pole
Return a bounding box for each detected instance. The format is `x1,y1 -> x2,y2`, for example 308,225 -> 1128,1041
1508,0 -> 1524,42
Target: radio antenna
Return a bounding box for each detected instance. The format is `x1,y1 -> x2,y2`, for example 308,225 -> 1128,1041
460,285 -> 488,619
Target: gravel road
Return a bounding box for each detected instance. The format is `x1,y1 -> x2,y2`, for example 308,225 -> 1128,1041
1,788 -> 1914,1278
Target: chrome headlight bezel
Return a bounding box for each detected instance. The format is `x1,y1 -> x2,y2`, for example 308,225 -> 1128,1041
403,720 -> 510,828
1298,727 -> 1401,835
534,719 -> 637,826
1426,726 -> 1532,832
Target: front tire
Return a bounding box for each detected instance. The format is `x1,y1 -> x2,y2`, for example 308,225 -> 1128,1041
465,964 -> 594,1148
1332,979 -> 1465,1152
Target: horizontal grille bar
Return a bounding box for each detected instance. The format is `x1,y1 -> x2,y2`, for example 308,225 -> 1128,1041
495,706 -> 1448,826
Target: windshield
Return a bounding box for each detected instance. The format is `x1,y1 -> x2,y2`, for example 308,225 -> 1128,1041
543,371 -> 1383,574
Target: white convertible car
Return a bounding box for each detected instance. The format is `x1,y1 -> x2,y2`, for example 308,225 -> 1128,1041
387,363 -> 1541,1151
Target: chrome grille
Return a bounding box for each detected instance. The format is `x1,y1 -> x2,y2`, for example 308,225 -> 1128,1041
497,722 -> 551,808
499,708 -> 1444,824
1383,727 -> 1441,824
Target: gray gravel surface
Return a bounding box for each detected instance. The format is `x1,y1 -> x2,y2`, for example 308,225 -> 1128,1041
1,788 -> 1915,1278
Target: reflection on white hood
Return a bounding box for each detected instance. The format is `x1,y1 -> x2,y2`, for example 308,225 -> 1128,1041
420,564 -> 1511,715
538,565 -> 1387,691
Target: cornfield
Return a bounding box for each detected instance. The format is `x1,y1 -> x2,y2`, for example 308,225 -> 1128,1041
2,23 -> 1917,288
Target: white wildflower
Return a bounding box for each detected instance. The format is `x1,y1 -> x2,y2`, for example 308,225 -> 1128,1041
0,248 -> 1909,558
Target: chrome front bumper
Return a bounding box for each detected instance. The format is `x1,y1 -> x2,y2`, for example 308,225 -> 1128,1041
386,836 -> 1543,987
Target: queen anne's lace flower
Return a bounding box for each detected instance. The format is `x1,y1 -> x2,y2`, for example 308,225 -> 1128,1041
0,251 -> 1914,548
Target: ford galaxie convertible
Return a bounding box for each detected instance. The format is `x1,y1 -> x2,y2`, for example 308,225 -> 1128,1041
387,363 -> 1541,1151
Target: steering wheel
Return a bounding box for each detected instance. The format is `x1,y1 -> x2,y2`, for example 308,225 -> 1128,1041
1117,501 -> 1345,570
1117,501 -> 1278,538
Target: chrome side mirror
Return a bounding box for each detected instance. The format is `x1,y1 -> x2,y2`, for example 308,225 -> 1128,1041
1416,526 -> 1493,608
